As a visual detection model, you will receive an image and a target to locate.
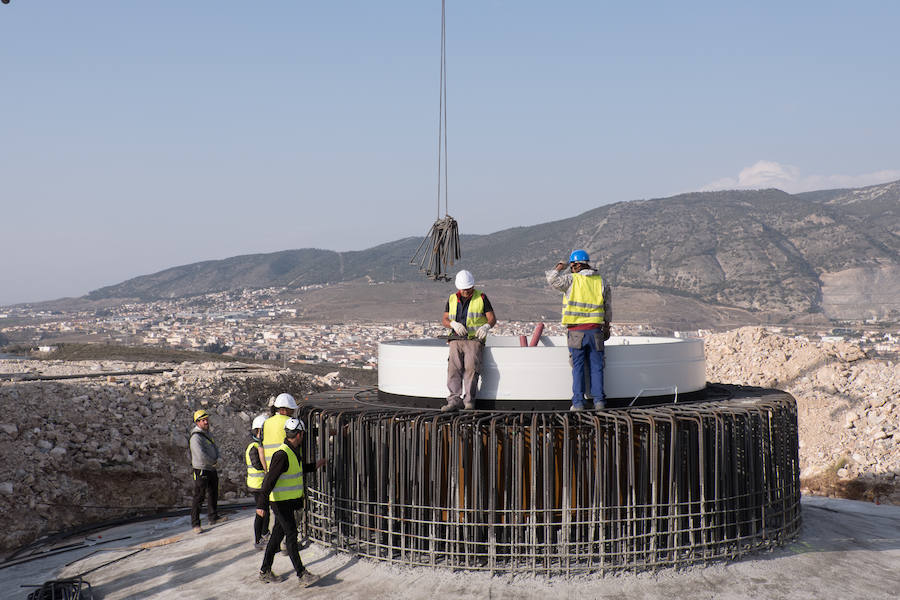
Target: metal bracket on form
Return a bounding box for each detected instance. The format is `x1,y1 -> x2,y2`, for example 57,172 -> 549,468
629,385 -> 678,407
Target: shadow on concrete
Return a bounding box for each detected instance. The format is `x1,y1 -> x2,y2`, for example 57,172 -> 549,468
88,540 -> 248,599
306,553 -> 360,589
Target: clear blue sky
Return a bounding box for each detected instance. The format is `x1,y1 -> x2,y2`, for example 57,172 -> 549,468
3,1 -> 899,305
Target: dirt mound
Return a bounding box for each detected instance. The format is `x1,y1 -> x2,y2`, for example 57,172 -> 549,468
0,360 -> 355,554
705,327 -> 898,504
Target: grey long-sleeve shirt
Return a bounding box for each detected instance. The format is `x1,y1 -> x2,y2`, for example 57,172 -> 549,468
190,425 -> 220,470
545,267 -> 612,325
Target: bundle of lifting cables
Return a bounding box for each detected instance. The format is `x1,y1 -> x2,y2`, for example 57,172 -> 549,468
410,214 -> 459,281
410,0 -> 460,282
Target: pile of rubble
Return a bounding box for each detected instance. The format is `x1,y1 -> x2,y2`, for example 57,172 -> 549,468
0,360 -> 350,554
705,327 -> 898,504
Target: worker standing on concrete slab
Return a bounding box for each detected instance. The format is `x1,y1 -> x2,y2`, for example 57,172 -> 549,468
547,250 -> 612,411
246,414 -> 270,549
261,393 -> 296,469
441,269 -> 497,411
189,409 -> 226,534
257,417 -> 326,587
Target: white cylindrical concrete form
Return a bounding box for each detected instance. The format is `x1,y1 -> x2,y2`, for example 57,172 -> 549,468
378,335 -> 706,401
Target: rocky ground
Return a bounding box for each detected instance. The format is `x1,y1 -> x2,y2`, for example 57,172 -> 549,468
0,360 -> 351,554
1,327 -> 897,555
705,327 -> 898,505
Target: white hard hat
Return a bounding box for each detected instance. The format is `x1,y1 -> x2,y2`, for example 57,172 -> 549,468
251,414 -> 267,430
284,417 -> 306,435
455,270 -> 475,290
274,393 -> 298,409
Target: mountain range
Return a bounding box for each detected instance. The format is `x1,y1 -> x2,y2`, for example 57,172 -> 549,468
87,180 -> 900,320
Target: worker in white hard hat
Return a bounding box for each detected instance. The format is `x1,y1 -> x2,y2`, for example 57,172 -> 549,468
246,414 -> 270,549
440,269 -> 497,411
257,417 -> 327,587
262,393 -> 298,469
189,408 -> 226,534
548,249 -> 612,411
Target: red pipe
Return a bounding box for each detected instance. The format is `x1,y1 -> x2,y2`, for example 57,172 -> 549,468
528,322 -> 544,347
519,335 -> 528,347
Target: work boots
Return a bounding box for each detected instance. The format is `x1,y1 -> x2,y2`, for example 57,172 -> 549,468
441,397 -> 476,411
441,400 -> 462,412
298,570 -> 320,587
258,570 -> 281,584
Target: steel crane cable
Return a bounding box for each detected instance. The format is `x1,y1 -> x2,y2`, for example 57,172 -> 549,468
410,0 -> 460,281
437,0 -> 448,219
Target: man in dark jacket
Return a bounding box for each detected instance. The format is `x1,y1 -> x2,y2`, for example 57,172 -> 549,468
257,417 -> 326,587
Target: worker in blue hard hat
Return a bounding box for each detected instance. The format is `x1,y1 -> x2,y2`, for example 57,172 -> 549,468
547,250 -> 612,411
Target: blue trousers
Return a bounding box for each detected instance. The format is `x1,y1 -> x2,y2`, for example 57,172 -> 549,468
568,329 -> 605,408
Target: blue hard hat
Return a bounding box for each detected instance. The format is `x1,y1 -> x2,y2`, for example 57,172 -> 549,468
569,249 -> 590,263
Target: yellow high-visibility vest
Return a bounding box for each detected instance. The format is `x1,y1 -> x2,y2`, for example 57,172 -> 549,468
561,273 -> 605,325
262,414 -> 289,466
269,443 -> 304,502
448,291 -> 488,339
245,442 -> 265,490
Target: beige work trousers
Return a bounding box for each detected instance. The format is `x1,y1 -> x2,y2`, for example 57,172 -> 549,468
446,339 -> 483,408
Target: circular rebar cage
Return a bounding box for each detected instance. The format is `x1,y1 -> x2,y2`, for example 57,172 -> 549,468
298,385 -> 801,574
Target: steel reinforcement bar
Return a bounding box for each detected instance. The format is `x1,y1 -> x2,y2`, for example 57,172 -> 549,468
297,388 -> 801,574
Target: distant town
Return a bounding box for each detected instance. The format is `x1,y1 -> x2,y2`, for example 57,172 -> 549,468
2,286 -> 899,364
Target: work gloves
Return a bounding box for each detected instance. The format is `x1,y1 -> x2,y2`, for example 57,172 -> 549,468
450,321 -> 491,340
450,321 -> 468,337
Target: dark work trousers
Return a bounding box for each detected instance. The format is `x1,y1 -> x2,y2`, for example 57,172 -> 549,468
252,489 -> 271,542
261,497 -> 305,576
190,468 -> 219,527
